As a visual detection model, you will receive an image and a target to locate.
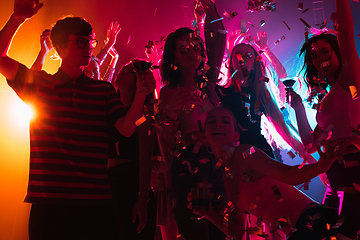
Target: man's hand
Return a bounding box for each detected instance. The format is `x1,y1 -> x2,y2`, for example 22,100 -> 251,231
14,0 -> 44,20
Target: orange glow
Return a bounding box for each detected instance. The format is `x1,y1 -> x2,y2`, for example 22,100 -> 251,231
11,100 -> 35,125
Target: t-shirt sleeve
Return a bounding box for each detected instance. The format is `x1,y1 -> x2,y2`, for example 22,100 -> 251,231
106,82 -> 126,126
6,63 -> 41,103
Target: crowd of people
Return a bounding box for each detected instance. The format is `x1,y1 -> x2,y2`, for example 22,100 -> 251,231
0,0 -> 359,239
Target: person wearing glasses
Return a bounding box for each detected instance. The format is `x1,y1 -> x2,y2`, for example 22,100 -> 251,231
31,22 -> 120,83
0,1 -> 155,240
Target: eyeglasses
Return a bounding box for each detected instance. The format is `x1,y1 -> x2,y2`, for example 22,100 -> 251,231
69,38 -> 98,49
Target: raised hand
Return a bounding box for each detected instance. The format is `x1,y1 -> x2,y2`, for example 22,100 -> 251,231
145,41 -> 163,65
289,89 -> 304,110
135,69 -> 156,95
13,0 -> 44,20
105,21 -> 121,48
40,29 -> 52,53
255,31 -> 268,49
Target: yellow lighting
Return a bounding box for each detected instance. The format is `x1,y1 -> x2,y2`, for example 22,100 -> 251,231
11,100 -> 35,125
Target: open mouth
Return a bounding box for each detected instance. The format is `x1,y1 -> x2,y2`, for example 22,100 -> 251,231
212,132 -> 225,136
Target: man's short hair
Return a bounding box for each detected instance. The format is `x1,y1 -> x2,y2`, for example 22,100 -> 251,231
50,16 -> 93,55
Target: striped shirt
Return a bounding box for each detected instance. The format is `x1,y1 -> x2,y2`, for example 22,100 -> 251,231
7,64 -> 126,205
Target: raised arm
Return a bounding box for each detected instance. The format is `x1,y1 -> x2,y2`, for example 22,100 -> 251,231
254,31 -> 287,79
0,0 -> 43,81
31,29 -> 52,71
115,69 -> 155,137
202,0 -> 227,81
336,0 -> 360,94
237,144 -> 336,186
96,21 -> 121,66
102,46 -> 118,83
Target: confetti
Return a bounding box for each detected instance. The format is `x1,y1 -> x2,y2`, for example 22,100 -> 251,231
171,63 -> 178,71
115,141 -> 120,155
271,185 -> 283,202
135,116 -> 147,126
299,18 -> 311,28
193,141 -> 203,154
127,35 -> 131,44
349,85 -> 359,100
297,2 -> 303,10
223,10 -> 238,20
283,20 -> 291,30
299,180 -> 311,190
181,159 -> 194,173
274,35 -> 286,45
199,158 -> 210,164
242,146 -> 256,158
154,7 -> 157,16
330,12 -> 337,23
210,18 -> 224,24
287,150 -> 296,159
302,7 -> 310,13
246,0 -> 276,13
259,76 -> 269,82
241,19 -> 246,34
260,19 -> 265,27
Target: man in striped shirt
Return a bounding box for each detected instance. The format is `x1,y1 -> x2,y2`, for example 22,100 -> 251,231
0,1 -> 155,239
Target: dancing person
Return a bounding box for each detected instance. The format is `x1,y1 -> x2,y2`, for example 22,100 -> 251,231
188,107 -> 340,240
108,59 -> 157,240
290,0 -> 360,238
157,0 -> 227,239
0,1 -> 154,239
31,29 -> 52,70
84,21 -> 121,81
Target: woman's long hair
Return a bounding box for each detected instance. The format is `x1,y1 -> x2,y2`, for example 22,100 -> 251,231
228,43 -> 302,151
160,27 -> 206,88
299,33 -> 342,101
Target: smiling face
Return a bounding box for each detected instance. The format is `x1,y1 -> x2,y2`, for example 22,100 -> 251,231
174,34 -> 202,71
205,108 -> 239,148
309,39 -> 340,78
59,33 -> 95,68
230,44 -> 255,87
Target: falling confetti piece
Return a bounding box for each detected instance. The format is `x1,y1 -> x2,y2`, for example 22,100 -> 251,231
283,20 -> 291,30
127,36 -> 131,44
302,7 -> 310,13
297,2 -> 303,10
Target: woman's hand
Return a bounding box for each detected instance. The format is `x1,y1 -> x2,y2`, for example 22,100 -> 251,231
289,89 -> 304,110
135,69 -> 156,95
255,31 -> 268,50
105,21 -> 121,48
40,29 -> 52,53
